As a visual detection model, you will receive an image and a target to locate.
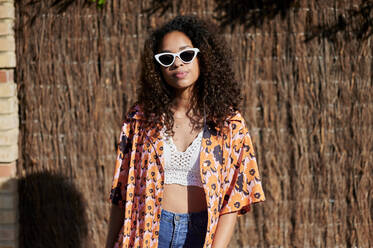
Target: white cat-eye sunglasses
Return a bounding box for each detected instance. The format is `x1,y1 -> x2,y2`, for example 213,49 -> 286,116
154,48 -> 200,67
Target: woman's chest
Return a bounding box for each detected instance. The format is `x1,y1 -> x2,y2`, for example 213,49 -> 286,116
171,119 -> 203,152
136,124 -> 240,182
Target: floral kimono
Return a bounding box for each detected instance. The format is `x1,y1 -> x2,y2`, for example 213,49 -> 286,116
110,105 -> 265,248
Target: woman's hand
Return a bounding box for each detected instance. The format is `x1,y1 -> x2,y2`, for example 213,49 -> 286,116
211,211 -> 238,248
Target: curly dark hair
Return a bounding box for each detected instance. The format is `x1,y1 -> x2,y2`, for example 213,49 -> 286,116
137,15 -> 242,134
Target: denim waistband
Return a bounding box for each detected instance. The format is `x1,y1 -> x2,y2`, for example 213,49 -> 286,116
160,208 -> 208,224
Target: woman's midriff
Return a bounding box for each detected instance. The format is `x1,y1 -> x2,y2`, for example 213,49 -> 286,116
162,184 -> 207,213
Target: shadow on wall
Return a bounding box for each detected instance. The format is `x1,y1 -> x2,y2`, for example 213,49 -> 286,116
50,0 -> 93,13
305,1 -> 373,42
143,0 -> 174,16
144,0 -> 372,42
16,0 -> 96,26
213,0 -> 297,29
18,172 -> 88,248
19,0 -> 373,42
144,0 -> 296,30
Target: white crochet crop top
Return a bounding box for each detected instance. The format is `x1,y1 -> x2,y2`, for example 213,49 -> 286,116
162,129 -> 203,188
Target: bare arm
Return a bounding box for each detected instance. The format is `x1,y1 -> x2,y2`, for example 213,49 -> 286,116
211,211 -> 238,248
105,204 -> 125,248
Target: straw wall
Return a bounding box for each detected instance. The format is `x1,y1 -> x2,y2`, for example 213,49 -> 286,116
15,0 -> 372,247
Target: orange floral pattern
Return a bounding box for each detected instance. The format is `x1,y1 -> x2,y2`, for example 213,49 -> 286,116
110,105 -> 265,248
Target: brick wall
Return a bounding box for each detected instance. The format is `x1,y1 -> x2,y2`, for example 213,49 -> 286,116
0,0 -> 17,247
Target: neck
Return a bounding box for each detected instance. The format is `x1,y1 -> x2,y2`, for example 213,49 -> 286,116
172,86 -> 194,116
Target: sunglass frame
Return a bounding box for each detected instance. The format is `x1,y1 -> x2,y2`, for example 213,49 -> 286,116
154,48 -> 200,67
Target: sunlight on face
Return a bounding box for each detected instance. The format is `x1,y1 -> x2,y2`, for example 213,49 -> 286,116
159,31 -> 200,91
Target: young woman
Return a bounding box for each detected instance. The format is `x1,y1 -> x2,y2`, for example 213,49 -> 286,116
106,15 -> 265,248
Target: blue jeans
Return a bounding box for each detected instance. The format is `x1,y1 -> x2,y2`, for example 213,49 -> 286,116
158,209 -> 208,248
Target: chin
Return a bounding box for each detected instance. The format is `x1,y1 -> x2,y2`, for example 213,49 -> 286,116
169,80 -> 196,89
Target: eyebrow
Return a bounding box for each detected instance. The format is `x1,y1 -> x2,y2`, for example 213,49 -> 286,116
160,45 -> 192,53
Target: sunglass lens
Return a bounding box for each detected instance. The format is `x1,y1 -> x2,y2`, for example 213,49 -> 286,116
159,54 -> 174,66
180,50 -> 195,62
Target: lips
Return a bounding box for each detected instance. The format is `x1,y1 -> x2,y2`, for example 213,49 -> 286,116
174,71 -> 188,79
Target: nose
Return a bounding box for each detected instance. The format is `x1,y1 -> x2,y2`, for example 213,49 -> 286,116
172,56 -> 183,67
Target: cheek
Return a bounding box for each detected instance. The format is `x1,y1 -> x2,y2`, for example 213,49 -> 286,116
160,68 -> 176,88
161,68 -> 171,81
192,58 -> 200,76
192,61 -> 200,78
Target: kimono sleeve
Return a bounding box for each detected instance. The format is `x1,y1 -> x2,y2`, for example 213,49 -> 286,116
109,120 -> 133,208
220,129 -> 265,215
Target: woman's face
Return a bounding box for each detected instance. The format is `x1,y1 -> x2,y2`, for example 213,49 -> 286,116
158,31 -> 200,91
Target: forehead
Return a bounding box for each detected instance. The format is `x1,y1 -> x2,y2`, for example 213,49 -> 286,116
160,31 -> 193,52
